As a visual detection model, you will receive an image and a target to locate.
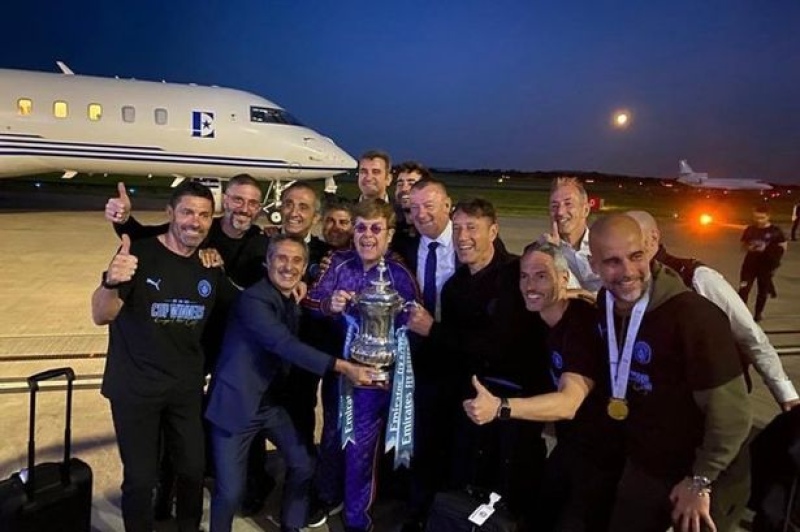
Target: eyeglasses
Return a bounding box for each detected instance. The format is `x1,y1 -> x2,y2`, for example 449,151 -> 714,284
225,194 -> 262,210
354,223 -> 387,235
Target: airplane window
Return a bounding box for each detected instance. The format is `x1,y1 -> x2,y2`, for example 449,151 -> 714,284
154,108 -> 168,125
122,106 -> 136,123
250,105 -> 304,126
54,101 -> 68,119
88,103 -> 102,121
18,99 -> 33,116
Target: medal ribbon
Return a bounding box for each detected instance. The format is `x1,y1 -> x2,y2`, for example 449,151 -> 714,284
605,288 -> 650,403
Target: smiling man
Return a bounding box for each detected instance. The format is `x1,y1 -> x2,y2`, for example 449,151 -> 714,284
407,198 -> 548,530
357,150 -> 393,201
463,240 -> 619,531
588,214 -> 751,532
205,235 -> 374,532
93,181 -> 239,532
542,176 -> 602,293
304,199 -> 420,532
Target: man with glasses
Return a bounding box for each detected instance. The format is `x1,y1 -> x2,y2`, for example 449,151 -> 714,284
304,199 -> 420,532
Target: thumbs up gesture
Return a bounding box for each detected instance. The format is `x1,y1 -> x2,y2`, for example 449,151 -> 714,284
105,234 -> 138,287
105,182 -> 132,224
462,375 -> 501,426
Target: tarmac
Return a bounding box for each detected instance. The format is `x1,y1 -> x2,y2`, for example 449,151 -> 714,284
0,191 -> 798,531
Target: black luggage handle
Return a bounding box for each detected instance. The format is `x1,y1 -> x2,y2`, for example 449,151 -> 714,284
24,367 -> 76,498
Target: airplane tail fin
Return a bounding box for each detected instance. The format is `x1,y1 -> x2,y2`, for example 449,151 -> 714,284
677,159 -> 708,184
56,61 -> 75,75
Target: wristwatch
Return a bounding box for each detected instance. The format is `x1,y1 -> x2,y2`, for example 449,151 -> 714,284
101,271 -> 120,290
690,475 -> 712,494
497,397 -> 511,421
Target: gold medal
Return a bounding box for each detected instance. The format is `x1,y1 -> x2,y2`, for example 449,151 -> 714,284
607,398 -> 629,420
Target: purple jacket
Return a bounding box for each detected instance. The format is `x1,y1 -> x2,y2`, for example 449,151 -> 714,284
304,250 -> 421,332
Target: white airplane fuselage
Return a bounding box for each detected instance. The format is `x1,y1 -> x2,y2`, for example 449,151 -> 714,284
0,68 -> 356,180
677,159 -> 772,190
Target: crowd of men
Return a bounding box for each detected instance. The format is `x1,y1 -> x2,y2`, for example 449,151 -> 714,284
93,151 -> 797,532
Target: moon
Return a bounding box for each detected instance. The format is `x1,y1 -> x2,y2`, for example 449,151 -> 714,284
613,110 -> 630,128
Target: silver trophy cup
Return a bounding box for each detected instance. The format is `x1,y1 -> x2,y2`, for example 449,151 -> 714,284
349,258 -> 406,382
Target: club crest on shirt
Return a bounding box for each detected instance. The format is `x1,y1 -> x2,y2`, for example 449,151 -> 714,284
633,341 -> 652,365
197,280 -> 212,298
551,351 -> 563,370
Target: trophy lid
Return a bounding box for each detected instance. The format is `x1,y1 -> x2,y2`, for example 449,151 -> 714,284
359,257 -> 402,305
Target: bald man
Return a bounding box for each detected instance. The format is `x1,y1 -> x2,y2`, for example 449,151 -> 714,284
627,210 -> 799,412
589,214 -> 751,532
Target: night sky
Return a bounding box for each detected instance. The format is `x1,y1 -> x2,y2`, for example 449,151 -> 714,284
2,1 -> 799,183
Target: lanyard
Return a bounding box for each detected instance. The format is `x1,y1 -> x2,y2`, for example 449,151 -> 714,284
605,288 -> 650,401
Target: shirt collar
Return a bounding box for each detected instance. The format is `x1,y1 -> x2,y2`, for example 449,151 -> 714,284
421,220 -> 453,249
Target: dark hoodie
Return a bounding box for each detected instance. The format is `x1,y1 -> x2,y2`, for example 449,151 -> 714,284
597,262 -> 752,482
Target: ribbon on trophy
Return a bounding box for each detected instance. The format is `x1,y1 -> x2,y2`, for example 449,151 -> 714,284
384,325 -> 415,469
338,313 -> 358,448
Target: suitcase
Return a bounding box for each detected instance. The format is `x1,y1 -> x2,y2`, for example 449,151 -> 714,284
425,487 -> 518,532
0,367 -> 93,531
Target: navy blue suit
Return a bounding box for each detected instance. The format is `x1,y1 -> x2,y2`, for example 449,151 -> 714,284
205,278 -> 335,531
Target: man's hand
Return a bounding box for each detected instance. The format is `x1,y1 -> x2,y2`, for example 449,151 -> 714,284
336,360 -> 378,387
669,477 -> 716,532
105,182 -> 132,224
328,289 -> 354,314
463,375 -> 501,425
106,234 -> 138,286
539,220 -> 562,247
198,248 -> 224,269
781,399 -> 800,412
407,304 -> 434,336
262,225 -> 279,238
292,281 -> 308,303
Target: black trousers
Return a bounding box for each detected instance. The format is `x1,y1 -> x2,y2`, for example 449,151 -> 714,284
739,257 -> 776,318
109,390 -> 205,532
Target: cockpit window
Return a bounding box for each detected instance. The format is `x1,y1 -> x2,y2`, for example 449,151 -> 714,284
250,106 -> 303,126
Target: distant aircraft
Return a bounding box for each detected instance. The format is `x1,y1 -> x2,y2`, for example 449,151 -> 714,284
677,159 -> 772,191
0,62 -> 356,216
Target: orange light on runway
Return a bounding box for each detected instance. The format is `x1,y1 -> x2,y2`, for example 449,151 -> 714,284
699,213 -> 713,226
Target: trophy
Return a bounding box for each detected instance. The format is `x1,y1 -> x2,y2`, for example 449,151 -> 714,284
348,258 -> 408,381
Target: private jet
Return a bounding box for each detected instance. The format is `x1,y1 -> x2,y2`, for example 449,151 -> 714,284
677,159 -> 773,191
0,62 -> 357,218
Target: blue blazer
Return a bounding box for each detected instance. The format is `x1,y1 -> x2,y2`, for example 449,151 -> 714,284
205,278 -> 334,435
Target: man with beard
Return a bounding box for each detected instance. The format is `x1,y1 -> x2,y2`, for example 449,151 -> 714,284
463,240 -> 621,531
408,199 -> 549,530
541,176 -> 602,294
106,175 -> 268,289
205,235 -> 374,532
320,198 -> 354,251
304,199 -> 420,532
390,161 -> 429,253
105,175 -> 273,517
589,214 -> 752,532
92,181 -> 239,532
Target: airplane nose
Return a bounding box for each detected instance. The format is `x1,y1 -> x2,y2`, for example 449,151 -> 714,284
322,137 -> 356,170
